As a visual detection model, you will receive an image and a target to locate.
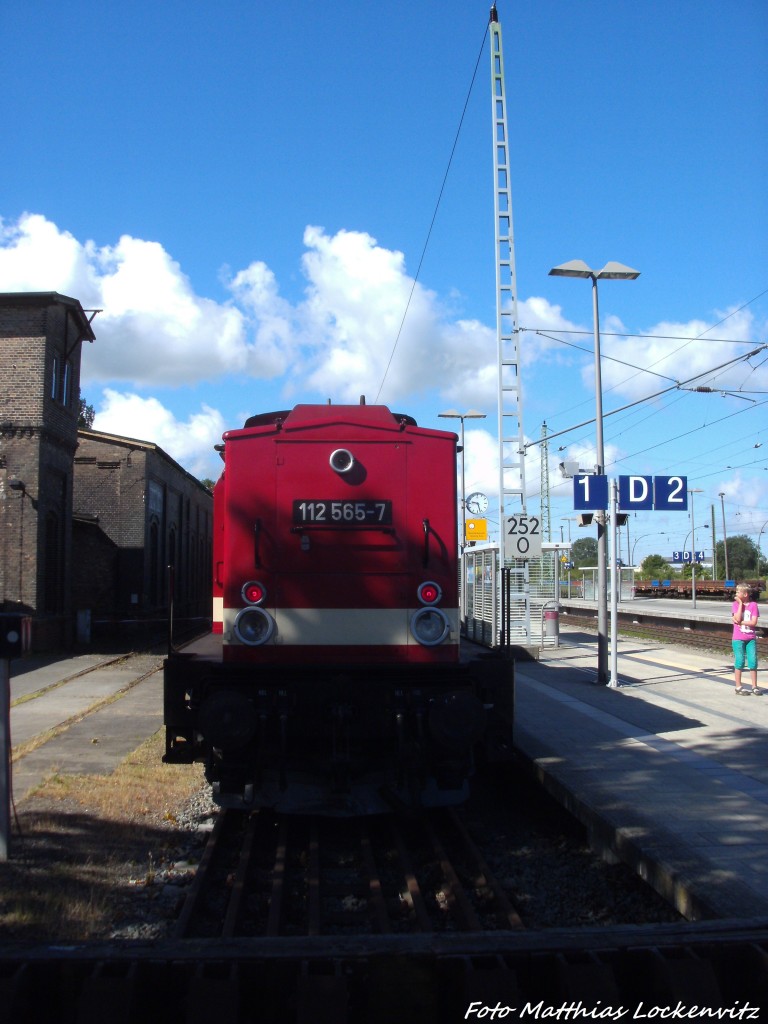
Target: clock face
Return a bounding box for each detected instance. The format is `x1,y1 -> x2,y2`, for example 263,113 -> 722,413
465,491 -> 488,515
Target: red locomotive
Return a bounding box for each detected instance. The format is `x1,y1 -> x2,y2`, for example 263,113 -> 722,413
164,401 -> 513,814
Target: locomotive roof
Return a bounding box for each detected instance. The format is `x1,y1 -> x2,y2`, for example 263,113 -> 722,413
241,404 -> 418,431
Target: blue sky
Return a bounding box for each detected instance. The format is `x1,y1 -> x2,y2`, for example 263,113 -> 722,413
2,1 -> 767,566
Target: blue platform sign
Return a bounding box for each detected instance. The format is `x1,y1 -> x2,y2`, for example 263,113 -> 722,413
618,475 -> 653,510
574,473 -> 688,512
654,475 -> 687,511
573,474 -> 608,510
672,550 -> 705,564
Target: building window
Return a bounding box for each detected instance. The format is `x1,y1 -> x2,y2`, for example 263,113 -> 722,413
51,354 -> 73,406
62,360 -> 72,406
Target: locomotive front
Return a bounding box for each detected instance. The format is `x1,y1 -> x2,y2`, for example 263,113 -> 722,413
164,403 -> 512,814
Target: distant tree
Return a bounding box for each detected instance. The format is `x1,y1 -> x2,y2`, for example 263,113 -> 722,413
639,554 -> 675,579
680,560 -> 711,580
571,536 -> 597,568
200,478 -> 216,492
78,398 -> 96,429
716,535 -> 765,580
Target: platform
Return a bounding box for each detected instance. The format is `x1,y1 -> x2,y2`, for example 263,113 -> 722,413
560,595 -> 736,624
514,627 -> 768,921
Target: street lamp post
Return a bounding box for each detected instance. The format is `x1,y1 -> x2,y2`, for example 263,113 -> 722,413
757,520 -> 768,579
687,490 -> 704,608
548,260 -> 640,684
438,410 -> 487,553
719,492 -> 729,582
631,532 -> 667,566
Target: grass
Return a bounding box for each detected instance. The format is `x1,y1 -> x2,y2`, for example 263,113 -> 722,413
0,730 -> 208,941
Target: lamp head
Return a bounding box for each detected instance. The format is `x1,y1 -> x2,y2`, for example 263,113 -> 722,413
549,260 -> 593,279
549,259 -> 640,281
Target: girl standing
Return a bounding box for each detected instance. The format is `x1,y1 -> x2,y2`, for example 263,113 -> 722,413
733,583 -> 761,695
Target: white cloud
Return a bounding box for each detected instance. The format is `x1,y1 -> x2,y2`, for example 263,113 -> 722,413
598,309 -> 768,401
0,213 -> 577,408
3,211 -> 764,490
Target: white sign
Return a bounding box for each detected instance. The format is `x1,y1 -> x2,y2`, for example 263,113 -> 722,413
503,514 -> 543,560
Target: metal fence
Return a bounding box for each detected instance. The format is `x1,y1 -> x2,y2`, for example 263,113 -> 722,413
461,546 -> 562,650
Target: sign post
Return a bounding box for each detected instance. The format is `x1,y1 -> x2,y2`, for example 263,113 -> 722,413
609,478 -> 619,688
0,614 -> 31,860
573,474 -> 688,688
0,657 -> 9,861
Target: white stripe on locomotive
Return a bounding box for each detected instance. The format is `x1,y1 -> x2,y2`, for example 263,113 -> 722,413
222,606 -> 459,645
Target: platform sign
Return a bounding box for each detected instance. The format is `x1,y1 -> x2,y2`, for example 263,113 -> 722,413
503,514 -> 542,560
575,474 -> 688,512
654,475 -> 687,511
618,475 -> 653,510
573,474 -> 608,510
672,550 -> 705,563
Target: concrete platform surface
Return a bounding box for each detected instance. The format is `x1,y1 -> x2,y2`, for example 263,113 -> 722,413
515,629 -> 768,920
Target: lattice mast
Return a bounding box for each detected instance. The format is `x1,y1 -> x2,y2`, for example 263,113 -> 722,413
540,421 -> 551,541
490,4 -> 530,647
490,4 -> 527,521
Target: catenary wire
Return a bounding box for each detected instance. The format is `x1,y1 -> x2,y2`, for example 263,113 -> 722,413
374,21 -> 490,403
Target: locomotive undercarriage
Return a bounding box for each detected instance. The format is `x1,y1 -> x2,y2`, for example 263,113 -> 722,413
164,655 -> 513,815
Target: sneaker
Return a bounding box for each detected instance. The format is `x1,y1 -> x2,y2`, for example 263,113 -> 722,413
753,688 -> 763,696
736,687 -> 751,695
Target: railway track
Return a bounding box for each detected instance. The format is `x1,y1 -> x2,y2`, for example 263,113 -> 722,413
174,807 -> 524,940
560,609 -> 768,657
6,629 -> 768,1017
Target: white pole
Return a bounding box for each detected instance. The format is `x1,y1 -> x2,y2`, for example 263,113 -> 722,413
609,478 -> 620,688
0,658 -> 10,860
592,276 -> 609,685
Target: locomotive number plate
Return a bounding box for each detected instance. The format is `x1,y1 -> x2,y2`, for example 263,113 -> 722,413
293,500 -> 392,525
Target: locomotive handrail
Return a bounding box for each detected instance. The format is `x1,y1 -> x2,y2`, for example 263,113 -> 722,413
422,518 -> 430,567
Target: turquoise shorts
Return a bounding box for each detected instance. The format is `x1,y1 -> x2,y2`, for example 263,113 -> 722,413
733,639 -> 758,672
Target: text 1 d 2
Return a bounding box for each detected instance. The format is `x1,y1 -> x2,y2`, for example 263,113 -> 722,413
574,474 -> 688,511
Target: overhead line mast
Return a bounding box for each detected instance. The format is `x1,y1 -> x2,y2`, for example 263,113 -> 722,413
489,4 -> 532,648
490,4 -> 527,521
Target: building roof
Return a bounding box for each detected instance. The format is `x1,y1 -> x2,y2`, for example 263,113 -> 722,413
77,428 -> 212,494
0,292 -> 97,343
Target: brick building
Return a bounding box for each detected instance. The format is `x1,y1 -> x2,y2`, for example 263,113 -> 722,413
72,430 -> 213,630
0,291 -> 213,649
0,292 -> 96,647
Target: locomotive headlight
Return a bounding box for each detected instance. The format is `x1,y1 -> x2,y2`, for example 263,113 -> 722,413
329,448 -> 355,474
410,606 -> 450,646
241,580 -> 267,605
234,606 -> 276,646
417,581 -> 442,605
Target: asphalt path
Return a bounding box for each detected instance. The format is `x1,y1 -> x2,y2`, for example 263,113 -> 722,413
8,651 -> 165,804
